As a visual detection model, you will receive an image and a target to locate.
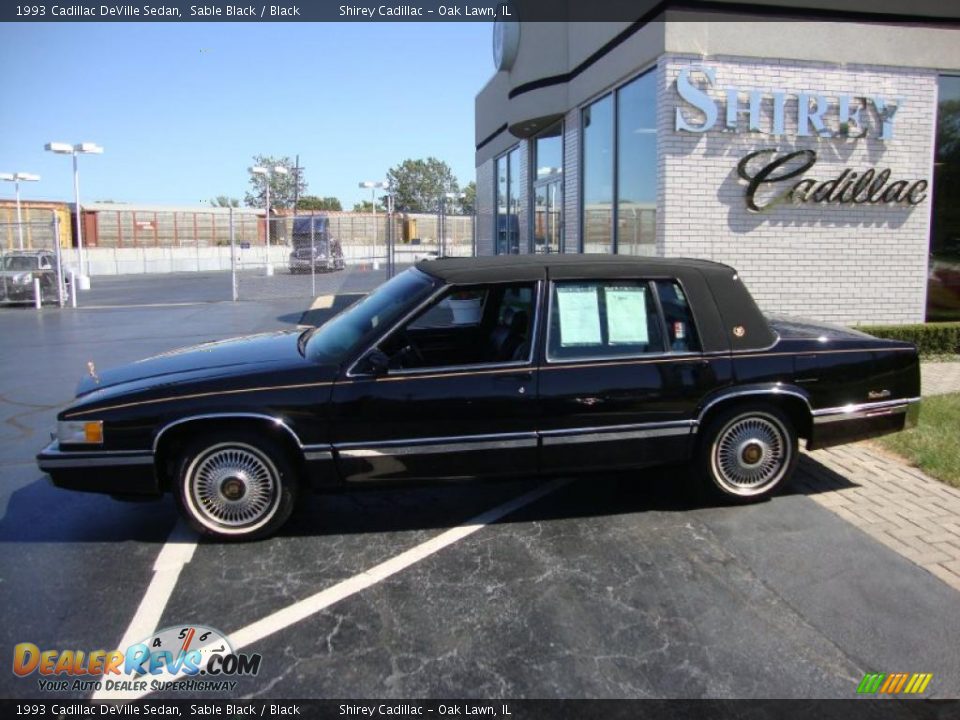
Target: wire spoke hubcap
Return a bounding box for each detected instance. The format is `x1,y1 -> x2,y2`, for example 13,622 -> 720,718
189,445 -> 279,529
713,415 -> 788,495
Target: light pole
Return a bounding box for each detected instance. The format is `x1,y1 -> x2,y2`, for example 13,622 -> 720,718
0,172 -> 41,250
440,192 -> 465,258
359,181 -> 389,270
45,142 -> 103,289
249,165 -> 288,276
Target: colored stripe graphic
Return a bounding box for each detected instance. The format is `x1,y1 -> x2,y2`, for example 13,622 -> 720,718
858,672 -> 932,694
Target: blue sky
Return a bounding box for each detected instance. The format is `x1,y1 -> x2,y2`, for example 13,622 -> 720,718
0,22 -> 492,208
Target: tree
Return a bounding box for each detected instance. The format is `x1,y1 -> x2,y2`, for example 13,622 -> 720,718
298,195 -> 342,211
210,196 -> 240,208
352,200 -> 386,213
386,157 -> 459,213
244,155 -> 307,210
458,181 -> 476,215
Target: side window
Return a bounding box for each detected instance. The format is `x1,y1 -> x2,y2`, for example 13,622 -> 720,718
656,280 -> 701,352
547,280 -> 664,361
408,288 -> 488,330
383,282 -> 537,370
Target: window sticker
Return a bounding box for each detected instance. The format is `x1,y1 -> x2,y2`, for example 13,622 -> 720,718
606,286 -> 649,344
556,285 -> 602,346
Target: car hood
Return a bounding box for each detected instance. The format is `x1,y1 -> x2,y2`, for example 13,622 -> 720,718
75,330 -> 310,397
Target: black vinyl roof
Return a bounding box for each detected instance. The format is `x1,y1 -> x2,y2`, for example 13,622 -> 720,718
416,254 -> 735,284
415,254 -> 776,353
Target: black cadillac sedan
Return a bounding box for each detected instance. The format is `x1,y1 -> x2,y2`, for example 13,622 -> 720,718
37,256 -> 921,540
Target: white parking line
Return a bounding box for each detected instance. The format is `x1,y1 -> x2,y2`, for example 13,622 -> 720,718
91,519 -> 197,701
108,478 -> 569,700
310,294 -> 334,310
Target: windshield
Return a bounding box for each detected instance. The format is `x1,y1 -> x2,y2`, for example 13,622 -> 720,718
305,268 -> 436,364
2,256 -> 38,271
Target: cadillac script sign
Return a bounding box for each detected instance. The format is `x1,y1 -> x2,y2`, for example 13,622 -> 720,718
673,65 -> 928,212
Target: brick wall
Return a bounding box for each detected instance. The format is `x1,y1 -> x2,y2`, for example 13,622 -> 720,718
476,158 -> 495,257
563,108 -> 581,253
658,53 -> 936,325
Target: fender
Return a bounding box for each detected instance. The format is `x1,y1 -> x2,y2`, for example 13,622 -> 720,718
694,383 -> 814,429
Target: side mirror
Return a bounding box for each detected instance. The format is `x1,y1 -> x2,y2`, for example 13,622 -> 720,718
357,349 -> 390,376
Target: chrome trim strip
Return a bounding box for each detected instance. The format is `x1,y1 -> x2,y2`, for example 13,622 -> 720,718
339,437 -> 537,458
303,450 -> 334,461
697,388 -> 813,423
39,453 -> 154,469
812,397 -> 921,425
152,413 -> 304,453
541,424 -> 693,446
336,431 -> 537,451
539,420 -> 695,437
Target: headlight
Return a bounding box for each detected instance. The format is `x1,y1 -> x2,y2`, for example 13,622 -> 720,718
13,273 -> 32,285
57,420 -> 104,444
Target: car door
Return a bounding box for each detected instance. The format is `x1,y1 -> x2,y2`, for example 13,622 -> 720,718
537,274 -> 720,474
330,279 -> 543,482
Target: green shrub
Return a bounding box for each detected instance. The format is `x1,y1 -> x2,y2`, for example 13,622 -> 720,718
857,322 -> 960,357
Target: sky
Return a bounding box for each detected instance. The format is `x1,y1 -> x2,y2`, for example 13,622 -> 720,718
0,22 -> 493,209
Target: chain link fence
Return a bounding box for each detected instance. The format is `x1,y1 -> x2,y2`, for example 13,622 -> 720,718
233,212 -> 475,302
0,212 -> 69,307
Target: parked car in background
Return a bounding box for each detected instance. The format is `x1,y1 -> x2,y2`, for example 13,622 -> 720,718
37,255 -> 920,540
0,249 -> 63,304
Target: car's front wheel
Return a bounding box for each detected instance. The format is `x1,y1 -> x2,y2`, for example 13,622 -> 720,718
175,431 -> 298,540
693,403 -> 798,503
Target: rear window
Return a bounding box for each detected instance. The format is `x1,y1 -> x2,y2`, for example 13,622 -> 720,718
656,280 -> 701,352
547,280 -> 665,361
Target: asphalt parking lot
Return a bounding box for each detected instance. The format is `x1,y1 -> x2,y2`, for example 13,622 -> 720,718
1,276 -> 958,700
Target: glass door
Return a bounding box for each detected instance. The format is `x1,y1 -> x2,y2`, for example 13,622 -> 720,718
533,178 -> 562,254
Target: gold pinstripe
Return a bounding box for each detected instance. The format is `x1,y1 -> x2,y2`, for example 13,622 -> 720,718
63,381 -> 334,418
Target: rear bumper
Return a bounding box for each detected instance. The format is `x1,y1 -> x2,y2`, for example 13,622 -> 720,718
36,441 -> 161,496
807,397 -> 920,450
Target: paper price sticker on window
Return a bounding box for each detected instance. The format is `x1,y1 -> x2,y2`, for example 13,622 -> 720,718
556,285 -> 602,346
606,286 -> 649,344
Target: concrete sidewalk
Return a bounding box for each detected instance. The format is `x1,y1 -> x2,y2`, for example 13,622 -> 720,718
799,359 -> 960,593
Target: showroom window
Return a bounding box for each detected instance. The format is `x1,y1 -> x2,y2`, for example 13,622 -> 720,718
532,122 -> 563,254
928,75 -> 960,321
580,68 -> 657,255
582,95 -> 614,254
495,147 -> 521,254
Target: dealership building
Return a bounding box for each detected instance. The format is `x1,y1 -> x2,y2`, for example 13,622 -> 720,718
474,4 -> 960,324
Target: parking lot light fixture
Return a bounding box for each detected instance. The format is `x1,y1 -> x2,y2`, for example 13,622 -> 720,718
44,141 -> 103,289
359,180 -> 389,256
1,172 -> 40,250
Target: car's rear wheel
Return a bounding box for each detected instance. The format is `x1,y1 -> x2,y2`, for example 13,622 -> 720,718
175,431 -> 298,541
693,403 -> 797,503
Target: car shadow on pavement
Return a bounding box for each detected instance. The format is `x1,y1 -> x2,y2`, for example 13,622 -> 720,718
782,453 -> 861,497
0,455 -> 859,544
0,477 -> 179,544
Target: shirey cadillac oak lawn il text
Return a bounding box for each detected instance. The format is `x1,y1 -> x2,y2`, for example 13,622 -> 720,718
37,256 -> 921,540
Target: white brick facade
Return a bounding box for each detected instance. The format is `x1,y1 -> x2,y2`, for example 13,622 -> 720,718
658,54 -> 936,324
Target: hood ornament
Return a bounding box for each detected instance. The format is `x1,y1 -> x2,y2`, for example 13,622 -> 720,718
87,361 -> 100,385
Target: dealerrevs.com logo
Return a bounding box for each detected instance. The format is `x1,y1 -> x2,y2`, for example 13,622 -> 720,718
13,625 -> 262,693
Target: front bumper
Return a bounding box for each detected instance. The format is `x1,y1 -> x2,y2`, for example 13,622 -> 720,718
36,441 -> 161,496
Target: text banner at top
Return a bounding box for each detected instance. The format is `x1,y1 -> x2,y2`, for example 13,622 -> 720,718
6,1 -> 960,23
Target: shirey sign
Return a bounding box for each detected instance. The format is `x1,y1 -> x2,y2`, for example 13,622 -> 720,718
673,65 -> 929,213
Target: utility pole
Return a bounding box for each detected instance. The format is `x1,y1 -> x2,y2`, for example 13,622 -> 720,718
292,154 -> 303,215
